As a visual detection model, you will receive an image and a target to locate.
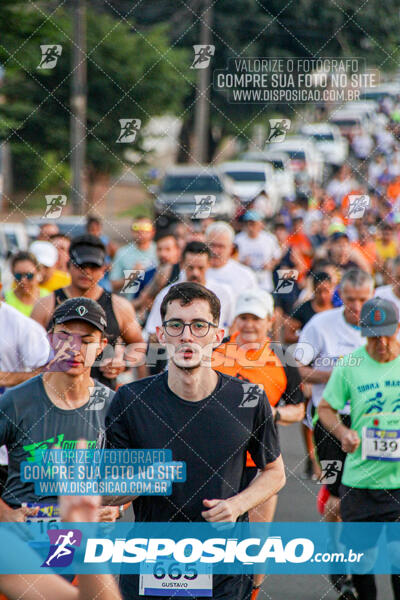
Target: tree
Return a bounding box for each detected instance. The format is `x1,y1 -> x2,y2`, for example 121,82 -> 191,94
105,0 -> 400,162
0,2 -> 190,203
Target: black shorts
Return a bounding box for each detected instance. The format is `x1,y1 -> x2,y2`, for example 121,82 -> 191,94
340,485 -> 400,523
340,486 -> 400,560
313,414 -> 351,497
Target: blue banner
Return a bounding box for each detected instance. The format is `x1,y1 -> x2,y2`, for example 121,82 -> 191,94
1,522 -> 400,574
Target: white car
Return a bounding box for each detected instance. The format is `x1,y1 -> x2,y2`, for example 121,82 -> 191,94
359,82 -> 400,103
265,136 -> 324,183
299,123 -> 348,167
220,161 -> 280,215
328,109 -> 370,139
240,151 -> 295,200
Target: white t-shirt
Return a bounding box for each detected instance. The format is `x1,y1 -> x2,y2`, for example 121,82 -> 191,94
144,275 -> 235,336
0,303 -> 51,464
235,230 -> 281,271
326,178 -> 354,204
0,303 -> 50,372
374,285 -> 400,340
207,259 -> 258,297
297,307 -> 366,411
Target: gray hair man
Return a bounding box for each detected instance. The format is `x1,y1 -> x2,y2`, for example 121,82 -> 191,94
205,221 -> 258,296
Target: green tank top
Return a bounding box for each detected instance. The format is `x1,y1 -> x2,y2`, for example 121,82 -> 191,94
5,288 -> 49,317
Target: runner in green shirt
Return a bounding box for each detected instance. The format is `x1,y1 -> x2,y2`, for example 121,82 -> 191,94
319,296 -> 400,600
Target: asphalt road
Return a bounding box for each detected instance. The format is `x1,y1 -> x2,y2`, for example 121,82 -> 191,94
261,423 -> 392,600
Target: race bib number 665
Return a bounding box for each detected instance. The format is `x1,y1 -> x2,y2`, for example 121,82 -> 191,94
139,559 -> 212,597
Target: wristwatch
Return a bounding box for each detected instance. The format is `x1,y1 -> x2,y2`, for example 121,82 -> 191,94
274,409 -> 281,424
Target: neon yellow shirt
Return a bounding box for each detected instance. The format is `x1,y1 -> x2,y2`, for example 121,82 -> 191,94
5,288 -> 50,317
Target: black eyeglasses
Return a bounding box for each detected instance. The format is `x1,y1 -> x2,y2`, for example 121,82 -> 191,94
14,272 -> 35,281
162,319 -> 217,338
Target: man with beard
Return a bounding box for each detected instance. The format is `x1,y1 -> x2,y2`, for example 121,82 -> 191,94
106,281 -> 285,600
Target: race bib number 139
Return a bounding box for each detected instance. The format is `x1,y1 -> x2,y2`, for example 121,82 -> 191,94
362,427 -> 400,461
139,559 -> 212,597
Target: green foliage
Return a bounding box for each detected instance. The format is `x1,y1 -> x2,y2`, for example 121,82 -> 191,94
0,3 -> 190,193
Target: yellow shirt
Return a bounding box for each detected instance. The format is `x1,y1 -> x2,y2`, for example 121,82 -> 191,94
375,240 -> 398,261
41,269 -> 71,292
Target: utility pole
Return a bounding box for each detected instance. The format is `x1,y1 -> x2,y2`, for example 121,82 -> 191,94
70,0 -> 87,214
192,0 -> 213,164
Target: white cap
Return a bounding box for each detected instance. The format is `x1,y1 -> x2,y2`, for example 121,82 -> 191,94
30,241 -> 58,268
234,289 -> 274,320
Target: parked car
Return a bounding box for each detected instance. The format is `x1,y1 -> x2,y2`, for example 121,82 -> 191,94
25,216 -> 87,241
0,223 -> 29,254
154,166 -> 235,220
219,161 -> 281,215
328,109 -> 370,140
239,151 -> 295,200
299,123 -> 348,166
359,82 -> 400,103
265,136 -> 324,183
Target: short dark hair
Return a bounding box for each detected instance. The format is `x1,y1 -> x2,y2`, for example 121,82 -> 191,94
182,241 -> 211,260
311,271 -> 332,289
155,229 -> 178,244
11,251 -> 39,271
86,215 -> 102,227
69,234 -> 106,257
160,282 -> 220,323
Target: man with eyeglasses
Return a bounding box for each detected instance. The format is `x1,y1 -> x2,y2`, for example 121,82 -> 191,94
31,234 -> 147,388
106,281 -> 285,600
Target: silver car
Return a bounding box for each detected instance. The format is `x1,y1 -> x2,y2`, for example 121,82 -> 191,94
154,166 -> 235,220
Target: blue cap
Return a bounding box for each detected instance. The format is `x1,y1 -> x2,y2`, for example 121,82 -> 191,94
243,210 -> 262,222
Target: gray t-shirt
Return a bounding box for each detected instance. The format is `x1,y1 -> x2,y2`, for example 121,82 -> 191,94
0,375 -> 114,507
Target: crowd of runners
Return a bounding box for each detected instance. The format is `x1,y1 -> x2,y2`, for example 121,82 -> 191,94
1,100 -> 400,600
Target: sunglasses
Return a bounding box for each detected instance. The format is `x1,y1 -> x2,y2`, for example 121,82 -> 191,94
132,223 -> 153,232
14,272 -> 35,281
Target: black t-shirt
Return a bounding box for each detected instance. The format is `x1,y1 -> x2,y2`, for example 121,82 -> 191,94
290,299 -> 316,326
106,371 -> 280,600
106,371 -> 280,523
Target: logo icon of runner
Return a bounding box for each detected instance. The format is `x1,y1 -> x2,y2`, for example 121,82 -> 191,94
193,195 -> 216,218
116,119 -> 141,143
44,333 -> 82,372
191,45 -> 215,69
42,529 -> 82,568
43,195 -> 67,219
239,383 -> 264,408
347,195 -> 370,219
275,269 -> 298,294
319,460 -> 343,484
121,270 -> 145,294
267,119 -> 291,143
86,385 -> 110,411
38,45 -> 62,69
